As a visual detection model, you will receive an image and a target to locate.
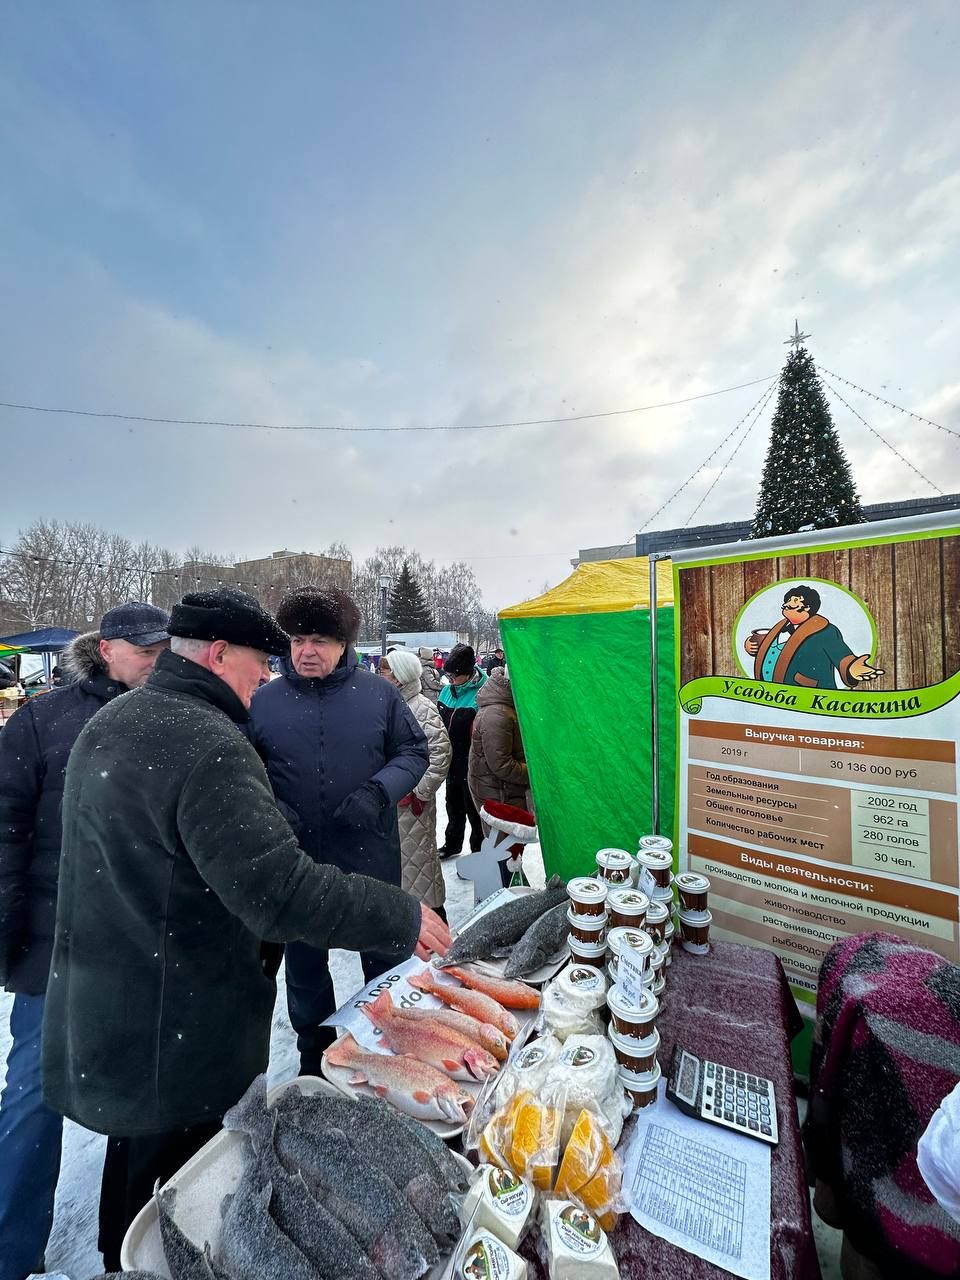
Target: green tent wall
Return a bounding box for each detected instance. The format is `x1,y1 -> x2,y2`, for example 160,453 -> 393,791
499,559 -> 676,883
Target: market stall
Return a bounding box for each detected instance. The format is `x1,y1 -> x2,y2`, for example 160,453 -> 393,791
498,559 -> 677,883
125,854 -> 817,1280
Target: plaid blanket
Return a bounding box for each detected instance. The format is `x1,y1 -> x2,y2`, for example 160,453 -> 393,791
804,932 -> 960,1278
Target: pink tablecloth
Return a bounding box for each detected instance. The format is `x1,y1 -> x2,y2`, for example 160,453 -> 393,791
523,939 -> 822,1279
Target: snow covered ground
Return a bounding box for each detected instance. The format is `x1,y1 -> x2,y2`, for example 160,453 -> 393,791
0,788 -> 544,1279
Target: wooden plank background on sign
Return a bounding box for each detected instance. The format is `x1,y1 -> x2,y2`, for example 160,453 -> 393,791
678,534 -> 960,691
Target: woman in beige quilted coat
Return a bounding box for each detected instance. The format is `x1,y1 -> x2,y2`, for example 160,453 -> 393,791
381,648 -> 453,917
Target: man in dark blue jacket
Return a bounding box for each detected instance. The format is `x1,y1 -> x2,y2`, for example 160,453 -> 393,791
0,602 -> 168,1280
249,586 -> 430,1074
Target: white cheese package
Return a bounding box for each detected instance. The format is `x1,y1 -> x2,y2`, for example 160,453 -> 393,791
494,1034 -> 562,1109
540,1198 -> 620,1279
460,1163 -> 536,1250
455,1228 -> 528,1279
540,965 -> 608,1042
545,1035 -> 631,1147
552,964 -> 609,1010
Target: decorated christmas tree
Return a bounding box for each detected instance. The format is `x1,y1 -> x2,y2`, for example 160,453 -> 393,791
386,561 -> 434,631
751,328 -> 863,538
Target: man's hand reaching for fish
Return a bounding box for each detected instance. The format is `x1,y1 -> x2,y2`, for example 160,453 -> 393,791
416,903 -> 452,961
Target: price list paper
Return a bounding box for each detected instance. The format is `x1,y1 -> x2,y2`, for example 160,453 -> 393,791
623,1083 -> 771,1280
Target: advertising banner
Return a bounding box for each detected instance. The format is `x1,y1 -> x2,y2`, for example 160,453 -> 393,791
673,514 -> 960,1007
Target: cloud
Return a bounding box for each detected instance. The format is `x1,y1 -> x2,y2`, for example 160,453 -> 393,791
0,2 -> 958,611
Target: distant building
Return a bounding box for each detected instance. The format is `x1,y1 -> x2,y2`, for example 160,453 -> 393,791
572,492 -> 960,566
152,549 -> 351,612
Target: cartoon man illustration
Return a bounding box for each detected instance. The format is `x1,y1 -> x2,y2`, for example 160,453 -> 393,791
744,585 -> 883,689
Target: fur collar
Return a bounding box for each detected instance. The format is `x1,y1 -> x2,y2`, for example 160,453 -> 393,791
62,631 -> 107,682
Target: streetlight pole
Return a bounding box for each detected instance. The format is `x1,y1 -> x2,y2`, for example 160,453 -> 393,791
379,573 -> 391,659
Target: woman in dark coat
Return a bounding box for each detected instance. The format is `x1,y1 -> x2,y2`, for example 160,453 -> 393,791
249,587 -> 429,1073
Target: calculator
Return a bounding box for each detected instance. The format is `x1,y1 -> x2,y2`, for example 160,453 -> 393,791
666,1045 -> 779,1146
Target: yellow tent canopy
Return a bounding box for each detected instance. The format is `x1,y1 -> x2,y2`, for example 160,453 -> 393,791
499,556 -> 674,620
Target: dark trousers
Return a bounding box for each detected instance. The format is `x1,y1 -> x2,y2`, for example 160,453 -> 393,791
444,776 -> 483,855
99,1118 -> 222,1269
285,943 -> 395,1076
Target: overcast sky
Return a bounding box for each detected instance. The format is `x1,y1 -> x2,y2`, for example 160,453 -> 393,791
1,1 -> 958,609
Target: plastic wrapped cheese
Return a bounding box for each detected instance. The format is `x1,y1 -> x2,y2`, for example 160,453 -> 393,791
460,1164 -> 536,1250
495,1034 -> 562,1108
456,1228 -> 528,1279
545,1034 -> 629,1144
541,1198 -> 620,1279
541,966 -> 608,1041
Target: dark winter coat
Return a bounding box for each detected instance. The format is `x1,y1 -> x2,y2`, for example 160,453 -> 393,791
249,648 -> 429,885
42,649 -> 421,1136
0,633 -> 130,995
438,667 -> 487,780
468,670 -> 529,810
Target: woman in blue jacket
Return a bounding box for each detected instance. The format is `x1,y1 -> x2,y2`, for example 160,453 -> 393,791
249,587 -> 429,1074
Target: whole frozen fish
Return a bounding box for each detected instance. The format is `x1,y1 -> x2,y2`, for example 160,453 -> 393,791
224,1078 -> 387,1279
436,875 -> 567,967
268,1088 -> 460,1250
388,1004 -> 509,1061
442,964 -> 541,1009
156,1187 -> 221,1280
504,901 -> 570,978
275,1121 -> 439,1279
266,1161 -> 382,1280
361,990 -> 499,1080
219,1176 -> 320,1280
324,1033 -> 474,1123
272,1088 -> 469,1195
408,970 -> 519,1040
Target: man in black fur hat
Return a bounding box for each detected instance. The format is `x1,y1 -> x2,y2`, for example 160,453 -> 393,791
249,585 -> 431,1074
42,589 -> 447,1266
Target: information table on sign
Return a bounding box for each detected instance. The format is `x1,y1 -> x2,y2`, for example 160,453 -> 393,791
682,718 -> 959,995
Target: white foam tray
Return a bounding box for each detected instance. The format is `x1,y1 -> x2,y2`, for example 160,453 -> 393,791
120,1075 -> 470,1277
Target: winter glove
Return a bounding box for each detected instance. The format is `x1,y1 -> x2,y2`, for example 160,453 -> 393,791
398,793 -> 425,817
333,781 -> 388,832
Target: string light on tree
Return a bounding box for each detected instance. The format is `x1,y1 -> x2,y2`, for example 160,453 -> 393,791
751,325 -> 864,538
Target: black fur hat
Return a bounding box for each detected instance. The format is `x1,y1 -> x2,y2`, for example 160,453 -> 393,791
168,588 -> 289,656
443,643 -> 476,676
276,587 -> 361,644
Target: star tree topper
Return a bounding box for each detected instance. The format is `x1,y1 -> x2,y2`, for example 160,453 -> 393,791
785,319 -> 811,350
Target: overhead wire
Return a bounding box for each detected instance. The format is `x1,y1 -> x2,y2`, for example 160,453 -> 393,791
682,378 -> 780,528
819,367 -> 960,442
634,379 -> 778,536
821,378 -> 943,496
0,375 -> 776,435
